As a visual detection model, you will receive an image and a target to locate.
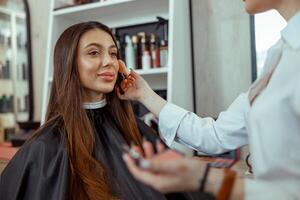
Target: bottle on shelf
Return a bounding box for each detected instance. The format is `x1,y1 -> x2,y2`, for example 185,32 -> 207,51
142,51 -> 151,70
138,32 -> 150,70
132,35 -> 141,69
125,35 -> 136,69
8,95 -> 14,112
0,95 -> 9,113
150,33 -> 160,68
160,39 -> 168,68
1,60 -> 11,79
0,61 -> 3,79
74,0 -> 95,5
22,63 -> 27,80
17,96 -> 26,112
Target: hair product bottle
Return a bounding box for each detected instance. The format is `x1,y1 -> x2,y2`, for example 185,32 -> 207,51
142,51 -> 151,70
132,35 -> 140,69
138,32 -> 149,70
160,40 -> 168,68
125,35 -> 136,69
150,33 -> 160,68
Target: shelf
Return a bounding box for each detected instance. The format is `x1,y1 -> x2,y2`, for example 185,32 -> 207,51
16,112 -> 29,122
53,0 -> 134,15
0,44 -> 11,48
52,0 -> 169,28
0,6 -> 25,19
135,67 -> 168,75
0,79 -> 13,83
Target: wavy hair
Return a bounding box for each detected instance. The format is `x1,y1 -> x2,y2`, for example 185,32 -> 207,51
44,21 -> 142,199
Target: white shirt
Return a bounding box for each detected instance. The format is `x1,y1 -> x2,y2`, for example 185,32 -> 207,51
158,12 -> 300,200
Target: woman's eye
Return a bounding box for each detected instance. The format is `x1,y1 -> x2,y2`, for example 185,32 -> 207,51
88,51 -> 99,56
111,52 -> 117,58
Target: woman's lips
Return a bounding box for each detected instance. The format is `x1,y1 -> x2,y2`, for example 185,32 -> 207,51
97,72 -> 115,81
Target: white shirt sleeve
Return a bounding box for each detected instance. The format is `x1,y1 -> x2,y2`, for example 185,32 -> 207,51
158,92 -> 249,154
245,179 -> 297,200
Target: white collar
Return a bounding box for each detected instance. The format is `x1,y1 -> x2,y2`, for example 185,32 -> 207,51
281,11 -> 300,50
82,99 -> 107,109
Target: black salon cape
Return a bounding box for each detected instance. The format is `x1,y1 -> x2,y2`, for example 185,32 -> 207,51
0,106 -> 213,200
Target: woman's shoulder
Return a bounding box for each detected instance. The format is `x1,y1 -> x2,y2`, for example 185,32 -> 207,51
8,124 -> 67,169
0,124 -> 70,200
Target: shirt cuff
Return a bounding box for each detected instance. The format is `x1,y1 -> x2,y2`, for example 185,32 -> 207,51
158,103 -> 189,147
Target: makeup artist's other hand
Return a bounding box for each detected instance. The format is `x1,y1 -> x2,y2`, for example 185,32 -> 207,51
123,145 -> 206,193
118,60 -> 153,102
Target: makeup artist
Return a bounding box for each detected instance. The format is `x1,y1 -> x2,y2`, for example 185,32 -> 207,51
119,0 -> 300,199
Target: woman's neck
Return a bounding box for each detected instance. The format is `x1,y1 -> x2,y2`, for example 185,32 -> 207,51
276,0 -> 300,21
83,91 -> 104,103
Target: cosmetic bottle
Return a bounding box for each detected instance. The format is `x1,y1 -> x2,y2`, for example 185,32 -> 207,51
125,35 -> 136,69
8,95 -> 14,112
138,32 -> 148,69
160,40 -> 168,68
142,51 -> 151,70
22,63 -> 27,80
5,60 -> 10,79
138,32 -> 147,52
0,61 -> 3,79
132,35 -> 141,69
150,33 -> 160,68
1,95 -> 9,113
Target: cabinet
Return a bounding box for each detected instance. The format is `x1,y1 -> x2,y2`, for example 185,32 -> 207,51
0,4 -> 30,142
41,0 -> 194,124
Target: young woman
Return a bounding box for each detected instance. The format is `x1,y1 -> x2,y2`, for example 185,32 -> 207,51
0,22 -> 200,200
120,0 -> 300,199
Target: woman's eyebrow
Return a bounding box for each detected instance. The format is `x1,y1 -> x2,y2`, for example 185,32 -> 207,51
84,43 -> 102,49
84,43 -> 117,49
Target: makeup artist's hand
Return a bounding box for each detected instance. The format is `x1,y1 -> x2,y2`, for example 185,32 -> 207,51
118,60 -> 153,102
118,60 -> 134,90
123,145 -> 208,193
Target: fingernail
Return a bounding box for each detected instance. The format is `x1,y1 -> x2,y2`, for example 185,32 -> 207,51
122,154 -> 128,161
130,149 -> 140,159
139,159 -> 150,169
121,144 -> 130,152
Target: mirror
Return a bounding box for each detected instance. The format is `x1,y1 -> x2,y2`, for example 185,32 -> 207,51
0,0 -> 33,142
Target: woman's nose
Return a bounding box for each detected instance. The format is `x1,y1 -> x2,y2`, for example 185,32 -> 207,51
102,52 -> 114,67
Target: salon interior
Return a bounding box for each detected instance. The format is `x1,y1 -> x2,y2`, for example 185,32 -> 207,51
0,0 -> 292,198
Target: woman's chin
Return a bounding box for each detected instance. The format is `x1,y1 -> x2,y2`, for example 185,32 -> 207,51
98,86 -> 115,94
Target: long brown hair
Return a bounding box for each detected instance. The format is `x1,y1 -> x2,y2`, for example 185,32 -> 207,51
44,21 -> 142,199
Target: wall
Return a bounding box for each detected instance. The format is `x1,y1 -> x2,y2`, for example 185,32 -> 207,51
191,0 -> 252,117
27,0 -> 51,121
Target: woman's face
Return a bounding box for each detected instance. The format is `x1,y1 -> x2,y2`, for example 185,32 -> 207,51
77,28 -> 119,102
244,0 -> 279,14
